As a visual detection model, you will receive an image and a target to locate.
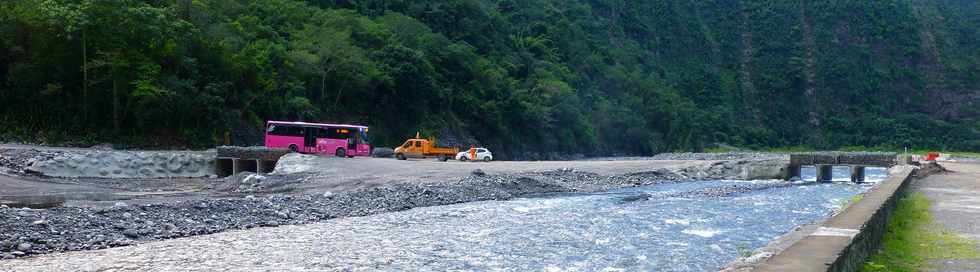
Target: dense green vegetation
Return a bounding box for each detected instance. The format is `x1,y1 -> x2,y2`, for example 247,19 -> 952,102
1,0 -> 977,158
863,193 -> 980,272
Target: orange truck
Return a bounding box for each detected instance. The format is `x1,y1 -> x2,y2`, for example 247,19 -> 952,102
393,133 -> 459,161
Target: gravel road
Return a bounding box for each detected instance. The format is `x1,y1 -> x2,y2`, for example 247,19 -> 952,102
915,162 -> 980,272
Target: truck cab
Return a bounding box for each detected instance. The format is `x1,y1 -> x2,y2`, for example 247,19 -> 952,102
395,139 -> 426,158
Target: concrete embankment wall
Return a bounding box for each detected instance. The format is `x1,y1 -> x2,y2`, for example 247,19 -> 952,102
756,166 -> 916,272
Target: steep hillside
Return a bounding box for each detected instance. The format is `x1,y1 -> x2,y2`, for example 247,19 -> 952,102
0,0 -> 977,158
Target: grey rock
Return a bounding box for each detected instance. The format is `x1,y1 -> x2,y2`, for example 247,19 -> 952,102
471,169 -> 486,177
620,194 -> 651,203
122,229 -> 140,239
16,242 -> 31,252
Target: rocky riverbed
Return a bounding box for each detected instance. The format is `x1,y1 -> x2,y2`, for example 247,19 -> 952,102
0,149 -> 64,176
0,145 -> 797,260
0,158 -> 784,259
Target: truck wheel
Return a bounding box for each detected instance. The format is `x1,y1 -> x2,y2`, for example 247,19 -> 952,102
439,155 -> 449,162
288,144 -> 298,153
336,148 -> 346,157
396,153 -> 406,160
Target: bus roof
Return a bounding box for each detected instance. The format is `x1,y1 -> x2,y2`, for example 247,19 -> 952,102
267,120 -> 368,129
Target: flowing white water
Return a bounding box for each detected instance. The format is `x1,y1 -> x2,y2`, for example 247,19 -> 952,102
256,167 -> 887,271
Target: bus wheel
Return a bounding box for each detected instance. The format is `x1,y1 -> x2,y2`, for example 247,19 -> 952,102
288,144 -> 298,153
336,148 -> 346,157
396,153 -> 406,160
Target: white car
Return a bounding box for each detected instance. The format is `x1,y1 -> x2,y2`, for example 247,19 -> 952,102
456,148 -> 493,162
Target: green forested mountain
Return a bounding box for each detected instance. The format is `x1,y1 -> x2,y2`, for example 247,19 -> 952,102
1,0 -> 977,158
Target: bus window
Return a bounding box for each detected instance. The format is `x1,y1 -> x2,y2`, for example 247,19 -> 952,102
324,127 -> 352,139
414,141 -> 421,148
316,127 -> 330,138
268,124 -> 304,136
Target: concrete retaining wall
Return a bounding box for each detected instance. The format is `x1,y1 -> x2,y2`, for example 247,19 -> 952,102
756,166 -> 916,272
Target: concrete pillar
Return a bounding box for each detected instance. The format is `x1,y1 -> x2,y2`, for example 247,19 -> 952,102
851,166 -> 865,182
232,159 -> 243,175
255,160 -> 266,173
816,165 -> 834,182
786,164 -> 802,180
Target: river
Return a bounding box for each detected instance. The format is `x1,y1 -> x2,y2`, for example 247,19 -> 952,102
272,167 -> 886,271
0,167 -> 887,272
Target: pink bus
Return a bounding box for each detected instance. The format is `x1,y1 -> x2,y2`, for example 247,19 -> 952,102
264,121 -> 371,157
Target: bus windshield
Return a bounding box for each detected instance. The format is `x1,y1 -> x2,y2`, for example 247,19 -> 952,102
264,121 -> 370,156
359,129 -> 370,144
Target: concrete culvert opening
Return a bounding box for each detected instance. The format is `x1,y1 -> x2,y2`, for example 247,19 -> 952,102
234,159 -> 258,174
258,160 -> 277,174
216,159 -> 234,177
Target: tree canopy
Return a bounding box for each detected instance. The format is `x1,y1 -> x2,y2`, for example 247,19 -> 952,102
1,0 -> 977,158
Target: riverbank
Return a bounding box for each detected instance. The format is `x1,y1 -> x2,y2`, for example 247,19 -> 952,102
0,149 -> 788,259
0,178 -> 875,271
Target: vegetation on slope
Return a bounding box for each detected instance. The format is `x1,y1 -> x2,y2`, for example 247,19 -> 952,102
0,0 -> 977,157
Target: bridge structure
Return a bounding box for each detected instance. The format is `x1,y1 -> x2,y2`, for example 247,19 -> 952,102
786,152 -> 897,182
215,146 -> 291,177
